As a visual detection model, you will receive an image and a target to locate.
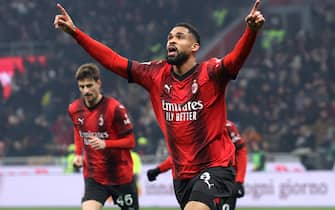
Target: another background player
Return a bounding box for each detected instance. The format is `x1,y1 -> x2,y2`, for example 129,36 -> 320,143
68,63 -> 139,210
147,120 -> 247,209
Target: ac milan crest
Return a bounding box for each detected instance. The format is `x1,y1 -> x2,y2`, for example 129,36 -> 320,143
98,114 -> 104,126
191,80 -> 198,94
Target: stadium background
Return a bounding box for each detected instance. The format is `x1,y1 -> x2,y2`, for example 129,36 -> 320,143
0,0 -> 334,209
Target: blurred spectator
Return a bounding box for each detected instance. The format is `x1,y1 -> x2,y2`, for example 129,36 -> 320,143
0,141 -> 5,157
250,141 -> 266,171
62,143 -> 80,173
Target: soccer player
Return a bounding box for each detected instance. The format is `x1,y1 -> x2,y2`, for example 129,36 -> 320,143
68,63 -> 139,210
147,120 -> 247,209
54,1 -> 264,209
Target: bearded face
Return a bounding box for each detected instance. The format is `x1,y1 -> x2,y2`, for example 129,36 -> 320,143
166,26 -> 199,67
166,50 -> 190,66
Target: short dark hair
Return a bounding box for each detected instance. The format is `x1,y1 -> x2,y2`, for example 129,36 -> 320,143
174,22 -> 201,45
75,63 -> 100,81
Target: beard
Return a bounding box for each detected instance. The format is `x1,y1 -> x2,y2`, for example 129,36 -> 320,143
166,51 -> 189,66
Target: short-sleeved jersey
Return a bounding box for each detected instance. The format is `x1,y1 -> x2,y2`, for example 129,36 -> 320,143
68,96 -> 134,185
129,58 -> 236,179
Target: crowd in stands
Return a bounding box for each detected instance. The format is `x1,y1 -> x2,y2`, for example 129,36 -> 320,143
0,1 -> 334,168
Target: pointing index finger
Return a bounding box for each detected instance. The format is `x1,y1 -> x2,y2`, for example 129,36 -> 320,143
250,0 -> 260,14
57,3 -> 68,16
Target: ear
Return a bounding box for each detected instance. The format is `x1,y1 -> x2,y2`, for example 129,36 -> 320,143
192,42 -> 200,52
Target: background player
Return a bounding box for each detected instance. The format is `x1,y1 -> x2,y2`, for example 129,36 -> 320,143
68,63 -> 139,210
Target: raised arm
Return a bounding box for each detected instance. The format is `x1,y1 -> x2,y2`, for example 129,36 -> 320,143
223,0 -> 265,76
54,3 -> 129,79
54,3 -> 77,34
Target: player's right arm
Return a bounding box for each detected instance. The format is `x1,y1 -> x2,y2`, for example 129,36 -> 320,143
54,3 -> 129,79
73,154 -> 83,168
70,123 -> 84,168
68,105 -> 83,168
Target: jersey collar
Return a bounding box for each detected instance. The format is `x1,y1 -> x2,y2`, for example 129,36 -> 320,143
83,96 -> 105,111
172,64 -> 199,81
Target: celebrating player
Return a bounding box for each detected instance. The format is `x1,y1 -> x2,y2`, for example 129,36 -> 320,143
147,120 -> 247,209
68,63 -> 139,210
55,1 -> 264,209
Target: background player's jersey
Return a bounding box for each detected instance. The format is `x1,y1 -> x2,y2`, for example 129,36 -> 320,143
226,120 -> 247,183
68,96 -> 134,185
129,59 -> 236,179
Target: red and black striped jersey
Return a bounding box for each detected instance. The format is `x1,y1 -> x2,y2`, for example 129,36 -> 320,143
73,26 -> 256,180
129,59 -> 236,179
226,120 -> 247,183
157,120 -> 247,183
68,96 -> 134,185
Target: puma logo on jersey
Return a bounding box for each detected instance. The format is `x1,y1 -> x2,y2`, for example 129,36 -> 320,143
200,172 -> 214,189
123,113 -> 131,125
77,117 -> 84,125
164,84 -> 171,93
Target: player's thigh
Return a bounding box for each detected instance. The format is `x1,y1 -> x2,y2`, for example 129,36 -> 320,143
82,200 -> 103,210
82,178 -> 110,206
184,200 -> 211,210
190,167 -> 235,210
109,178 -> 139,210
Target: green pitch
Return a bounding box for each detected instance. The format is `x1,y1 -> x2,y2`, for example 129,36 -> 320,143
1,208 -> 335,210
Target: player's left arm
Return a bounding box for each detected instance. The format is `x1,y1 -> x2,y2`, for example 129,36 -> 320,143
105,133 -> 135,149
106,104 -> 135,149
223,0 -> 265,77
88,103 -> 135,150
88,133 -> 135,150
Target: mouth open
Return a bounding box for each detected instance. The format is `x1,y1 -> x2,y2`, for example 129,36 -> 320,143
167,46 -> 177,56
